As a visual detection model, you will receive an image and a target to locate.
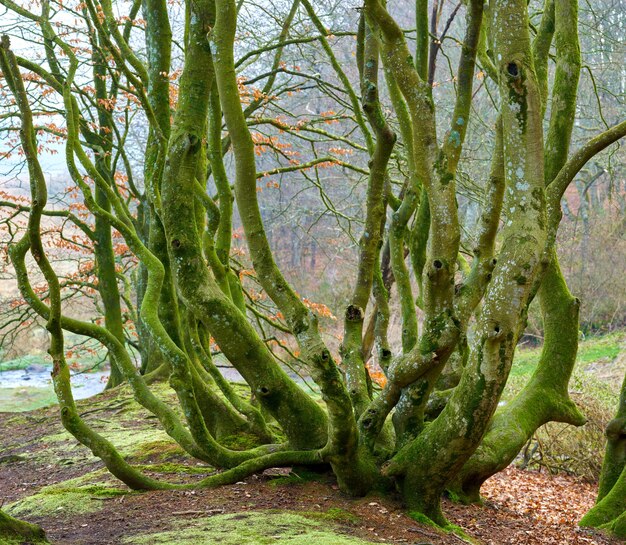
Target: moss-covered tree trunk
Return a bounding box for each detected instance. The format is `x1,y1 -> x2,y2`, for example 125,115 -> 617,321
86,23 -> 127,389
138,0 -> 175,378
451,0 -> 586,501
451,253 -> 586,502
93,162 -> 126,389
160,0 -> 329,450
580,371 -> 626,538
361,0 -> 548,523
0,510 -> 47,543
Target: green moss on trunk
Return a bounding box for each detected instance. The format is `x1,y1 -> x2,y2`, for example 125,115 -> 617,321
0,511 -> 47,544
452,253 -> 585,501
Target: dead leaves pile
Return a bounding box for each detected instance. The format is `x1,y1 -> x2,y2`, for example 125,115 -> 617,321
483,467 -> 598,525
448,466 -> 619,544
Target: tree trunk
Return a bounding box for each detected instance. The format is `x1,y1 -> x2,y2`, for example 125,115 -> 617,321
0,510 -> 47,543
580,371 -> 626,538
451,252 -> 586,502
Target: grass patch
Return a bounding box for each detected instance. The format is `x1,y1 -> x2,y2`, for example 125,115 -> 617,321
43,425 -> 174,459
0,387 -> 58,412
505,331 -> 624,401
219,432 -> 263,451
124,511 -> 378,545
510,331 -> 623,379
576,332 -> 623,365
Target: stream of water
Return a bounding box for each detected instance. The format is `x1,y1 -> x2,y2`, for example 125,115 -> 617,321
0,368 -> 108,397
0,361 -> 307,412
0,367 -> 108,412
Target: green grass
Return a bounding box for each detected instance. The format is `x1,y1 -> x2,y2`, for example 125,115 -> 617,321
510,331 -> 623,378
0,387 -> 58,412
0,354 -> 50,372
503,331 -> 624,405
575,333 -> 623,365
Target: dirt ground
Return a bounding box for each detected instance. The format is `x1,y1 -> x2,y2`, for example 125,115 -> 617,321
0,385 -> 620,545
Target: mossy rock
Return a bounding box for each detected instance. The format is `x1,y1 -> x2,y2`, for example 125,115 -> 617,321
42,426 -> 174,460
134,439 -> 186,461
124,511 -> 380,544
5,483 -> 128,518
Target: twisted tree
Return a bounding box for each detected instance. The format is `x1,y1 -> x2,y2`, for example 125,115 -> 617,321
0,0 -> 624,537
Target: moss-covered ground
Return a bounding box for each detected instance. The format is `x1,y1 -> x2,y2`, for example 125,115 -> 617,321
124,511 -> 377,545
6,482 -> 129,518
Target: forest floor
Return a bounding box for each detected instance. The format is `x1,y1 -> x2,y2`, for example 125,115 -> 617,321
0,375 -> 623,545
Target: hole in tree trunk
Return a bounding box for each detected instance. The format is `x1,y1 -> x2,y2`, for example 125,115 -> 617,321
507,62 -> 519,77
346,304 -> 363,322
